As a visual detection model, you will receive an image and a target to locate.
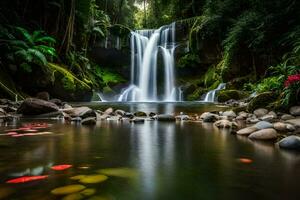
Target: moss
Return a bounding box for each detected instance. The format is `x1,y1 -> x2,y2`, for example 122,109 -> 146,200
218,90 -> 249,102
187,87 -> 208,101
247,92 -> 278,112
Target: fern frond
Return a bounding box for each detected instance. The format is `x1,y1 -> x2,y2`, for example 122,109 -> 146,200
28,48 -> 47,66
15,27 -> 34,45
35,45 -> 57,57
15,49 -> 33,63
35,36 -> 56,44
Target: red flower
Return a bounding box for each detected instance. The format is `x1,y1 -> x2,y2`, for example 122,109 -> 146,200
284,74 -> 300,88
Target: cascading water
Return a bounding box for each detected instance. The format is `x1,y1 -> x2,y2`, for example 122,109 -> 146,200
203,83 -> 226,102
118,23 -> 181,102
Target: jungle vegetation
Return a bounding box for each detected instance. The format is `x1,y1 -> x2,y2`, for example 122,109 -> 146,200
0,0 -> 299,106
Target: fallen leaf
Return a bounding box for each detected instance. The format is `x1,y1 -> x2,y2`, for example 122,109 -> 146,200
51,165 -> 72,171
6,175 -> 48,183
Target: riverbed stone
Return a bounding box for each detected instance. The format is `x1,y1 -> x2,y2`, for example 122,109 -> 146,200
273,122 -> 288,132
134,111 -> 147,117
36,91 -> 50,101
115,109 -> 125,116
157,114 -> 176,122
104,108 -> 114,115
49,98 -> 63,106
17,98 -> 59,115
237,126 -> 257,136
286,124 -> 296,132
253,108 -> 268,118
214,120 -> 237,128
248,128 -> 278,140
130,118 -> 145,123
221,111 -> 237,118
81,117 -> 97,125
176,115 -> 190,121
281,114 -> 295,120
290,106 -> 300,116
64,107 -> 96,119
247,92 -> 276,112
285,118 -> 300,128
254,121 -> 273,129
200,112 -> 218,123
278,136 -> 300,150
260,114 -> 276,122
124,112 -> 134,118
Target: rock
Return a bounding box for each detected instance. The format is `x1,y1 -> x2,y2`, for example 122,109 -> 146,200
260,114 -> 276,122
273,122 -> 288,132
149,112 -> 157,117
134,111 -> 147,117
238,111 -> 249,118
281,114 -> 295,120
64,104 -> 73,109
104,107 -> 114,115
268,111 -> 277,119
286,124 -> 296,132
17,98 -> 59,115
130,118 -> 145,123
217,90 -> 249,102
214,120 -> 238,128
157,114 -> 176,122
115,109 -> 125,116
290,106 -> 300,116
65,107 -> 96,119
200,112 -> 218,123
236,115 -> 245,120
246,118 -> 260,124
254,121 -> 273,129
247,92 -> 277,112
175,115 -> 190,121
237,126 -> 257,136
286,118 -> 300,128
51,185 -> 86,195
0,108 -> 6,115
49,98 -> 63,106
248,128 -> 278,140
253,108 -> 268,118
278,136 -> 300,150
123,112 -> 134,118
221,110 -> 237,118
36,91 -> 50,101
81,117 -> 97,125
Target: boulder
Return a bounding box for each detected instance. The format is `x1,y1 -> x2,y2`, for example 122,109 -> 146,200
286,124 -> 296,132
49,98 -> 63,106
248,128 -> 278,140
278,136 -> 300,150
36,91 -> 50,101
247,92 -> 277,112
104,107 -> 114,115
253,108 -> 268,118
64,107 -> 96,119
200,112 -> 219,123
134,111 -> 147,117
214,120 -> 238,128
115,109 -> 125,116
286,118 -> 300,128
17,98 -> 59,115
273,122 -> 288,132
268,111 -> 277,119
221,110 -> 237,118
81,117 -> 97,125
260,114 -> 276,122
281,114 -> 295,120
175,115 -> 190,121
290,106 -> 300,116
124,112 -> 134,118
149,112 -> 157,117
254,121 -> 273,130
157,114 -> 176,122
237,126 -> 257,136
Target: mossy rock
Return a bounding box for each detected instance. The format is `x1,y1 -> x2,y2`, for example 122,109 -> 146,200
187,88 -> 208,101
247,92 -> 277,112
217,90 -> 249,102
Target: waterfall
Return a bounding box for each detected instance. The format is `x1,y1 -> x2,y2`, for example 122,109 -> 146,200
118,23 -> 180,102
203,83 -> 226,102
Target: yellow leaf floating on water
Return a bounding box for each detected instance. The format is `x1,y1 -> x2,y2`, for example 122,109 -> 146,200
51,185 -> 86,195
70,175 -> 87,180
79,175 -> 108,184
80,188 -> 96,196
62,193 -> 84,200
88,195 -> 114,200
96,167 -> 138,178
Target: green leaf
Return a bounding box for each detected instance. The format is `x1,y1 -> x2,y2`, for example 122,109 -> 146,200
28,48 -> 47,66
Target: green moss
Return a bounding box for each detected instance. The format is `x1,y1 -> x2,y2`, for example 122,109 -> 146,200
218,90 -> 249,102
247,92 -> 278,112
187,87 -> 208,101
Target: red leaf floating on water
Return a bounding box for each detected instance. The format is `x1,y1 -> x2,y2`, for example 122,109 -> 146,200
6,132 -> 18,135
238,158 -> 253,164
51,165 -> 72,171
6,175 -> 48,183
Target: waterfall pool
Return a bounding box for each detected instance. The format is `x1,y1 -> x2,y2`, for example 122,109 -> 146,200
0,103 -> 299,200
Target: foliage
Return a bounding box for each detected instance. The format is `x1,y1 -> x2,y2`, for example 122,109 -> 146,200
177,53 -> 200,68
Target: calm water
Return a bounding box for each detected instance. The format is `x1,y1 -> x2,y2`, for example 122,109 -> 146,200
0,103 -> 299,200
